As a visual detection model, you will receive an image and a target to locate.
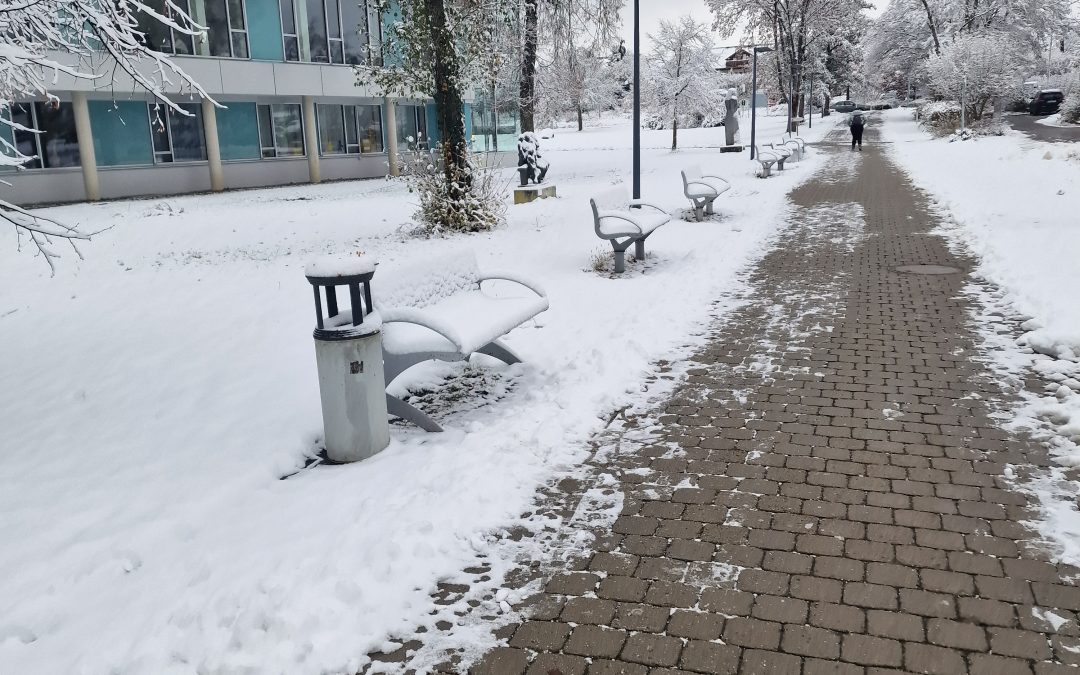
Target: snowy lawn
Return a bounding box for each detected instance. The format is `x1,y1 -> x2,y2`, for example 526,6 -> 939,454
880,108 -> 1080,564
0,112 -> 834,674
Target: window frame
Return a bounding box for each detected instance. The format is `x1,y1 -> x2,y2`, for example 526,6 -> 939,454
255,103 -> 307,158
3,101 -> 82,171
316,103 -> 383,156
138,0 -> 197,56
146,102 -> 207,164
280,0 -> 301,61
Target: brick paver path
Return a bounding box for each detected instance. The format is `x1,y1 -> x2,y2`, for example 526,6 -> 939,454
467,119 -> 1080,675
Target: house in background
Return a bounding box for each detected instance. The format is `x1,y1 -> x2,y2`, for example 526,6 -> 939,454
716,48 -> 753,74
3,0 -> 474,206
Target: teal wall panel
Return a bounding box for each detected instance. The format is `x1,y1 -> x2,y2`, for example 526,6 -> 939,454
89,101 -> 153,167
381,0 -> 403,67
216,103 -> 261,160
247,0 -> 285,61
425,103 -> 440,145
463,103 -> 473,142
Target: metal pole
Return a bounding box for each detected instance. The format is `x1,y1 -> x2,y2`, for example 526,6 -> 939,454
632,0 -> 640,200
961,74 -> 967,130
787,61 -> 792,133
750,48 -> 758,160
808,76 -> 813,129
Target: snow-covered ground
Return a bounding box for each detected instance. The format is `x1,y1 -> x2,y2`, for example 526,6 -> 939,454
880,108 -> 1080,564
1036,112 -> 1080,128
0,111 -> 834,674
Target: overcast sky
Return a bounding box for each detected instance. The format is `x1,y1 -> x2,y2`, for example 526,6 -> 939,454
617,0 -> 888,53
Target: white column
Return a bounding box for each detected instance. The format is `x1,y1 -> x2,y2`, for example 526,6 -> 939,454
302,95 -> 321,184
202,99 -> 225,192
70,92 -> 100,202
383,97 -> 398,177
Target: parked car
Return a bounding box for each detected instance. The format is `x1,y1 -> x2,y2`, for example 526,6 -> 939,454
834,100 -> 857,113
1029,90 -> 1065,115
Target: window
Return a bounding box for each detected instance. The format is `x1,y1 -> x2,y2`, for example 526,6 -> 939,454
3,102 -> 81,169
342,0 -> 381,65
148,103 -> 206,163
136,0 -> 196,55
257,104 -> 305,157
316,104 -> 383,155
203,0 -> 249,58
280,0 -> 300,61
395,104 -> 427,148
306,0 -> 329,62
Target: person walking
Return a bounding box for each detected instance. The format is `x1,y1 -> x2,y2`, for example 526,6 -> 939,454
849,110 -> 865,150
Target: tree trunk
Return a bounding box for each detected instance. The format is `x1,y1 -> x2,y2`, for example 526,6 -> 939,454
822,92 -> 831,116
519,0 -> 538,132
577,105 -> 583,131
427,0 -> 470,193
671,116 -> 678,151
918,0 -> 942,55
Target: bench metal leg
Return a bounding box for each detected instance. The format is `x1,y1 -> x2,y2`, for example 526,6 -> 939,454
386,393 -> 443,432
691,201 -> 705,222
634,238 -> 646,262
705,199 -> 715,216
477,339 -> 521,366
777,158 -> 785,170
613,250 -> 626,273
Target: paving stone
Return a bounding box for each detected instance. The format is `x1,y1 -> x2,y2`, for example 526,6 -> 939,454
678,641 -> 740,674
665,610 -> 725,640
470,647 -> 528,675
509,622 -> 571,651
841,634 -> 903,667
562,597 -> 617,625
904,643 -> 967,675
866,609 -> 924,641
740,649 -> 802,674
620,633 -> 682,667
722,617 -> 782,650
586,660 -> 649,675
526,653 -> 588,675
782,625 -> 841,659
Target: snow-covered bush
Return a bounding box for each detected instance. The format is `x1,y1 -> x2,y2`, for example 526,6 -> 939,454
925,33 -> 1026,122
1061,96 -> 1080,125
916,100 -> 962,134
395,139 -> 506,236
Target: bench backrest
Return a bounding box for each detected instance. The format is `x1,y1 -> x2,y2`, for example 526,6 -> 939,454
374,250 -> 481,310
682,165 -> 703,185
589,187 -> 630,216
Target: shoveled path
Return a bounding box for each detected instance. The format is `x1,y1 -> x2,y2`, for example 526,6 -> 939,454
470,120 -> 1080,674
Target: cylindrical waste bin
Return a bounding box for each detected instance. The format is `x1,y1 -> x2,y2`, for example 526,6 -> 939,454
305,256 -> 390,463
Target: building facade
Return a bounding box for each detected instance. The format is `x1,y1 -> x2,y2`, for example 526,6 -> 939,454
4,0 -> 474,206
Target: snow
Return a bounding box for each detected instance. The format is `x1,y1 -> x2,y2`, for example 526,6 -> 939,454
305,253 -> 378,278
880,107 -> 1080,567
1034,112 -> 1080,128
0,112 -> 835,674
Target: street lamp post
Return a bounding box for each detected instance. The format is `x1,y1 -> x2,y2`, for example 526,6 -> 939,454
632,0 -> 641,200
749,45 -> 773,160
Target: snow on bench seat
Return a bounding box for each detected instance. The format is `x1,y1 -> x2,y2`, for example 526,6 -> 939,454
373,251 -> 548,431
681,165 -> 731,221
589,187 -> 671,273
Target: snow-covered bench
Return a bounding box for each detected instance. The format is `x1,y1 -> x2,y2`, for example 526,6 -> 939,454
680,165 -> 731,221
765,141 -> 794,165
782,133 -> 806,157
375,252 -> 549,431
589,188 -> 671,273
754,145 -> 785,177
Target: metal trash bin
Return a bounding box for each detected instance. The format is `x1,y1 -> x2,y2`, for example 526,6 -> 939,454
305,256 -> 389,463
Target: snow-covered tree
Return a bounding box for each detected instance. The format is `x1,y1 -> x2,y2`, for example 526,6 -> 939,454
1,0 -> 213,270
361,0 -> 512,233
520,0 -> 621,131
644,16 -> 723,150
925,31 -> 1026,119
707,0 -> 871,131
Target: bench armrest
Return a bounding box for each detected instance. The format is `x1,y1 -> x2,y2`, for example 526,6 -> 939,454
701,174 -> 731,190
477,271 -> 548,299
377,307 -> 465,353
627,200 -> 669,215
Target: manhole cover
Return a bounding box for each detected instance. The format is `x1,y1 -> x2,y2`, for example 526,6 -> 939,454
895,264 -> 962,275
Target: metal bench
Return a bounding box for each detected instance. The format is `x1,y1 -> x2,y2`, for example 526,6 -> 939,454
374,251 -> 549,431
680,165 -> 731,221
589,187 -> 671,273
754,145 -> 784,177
